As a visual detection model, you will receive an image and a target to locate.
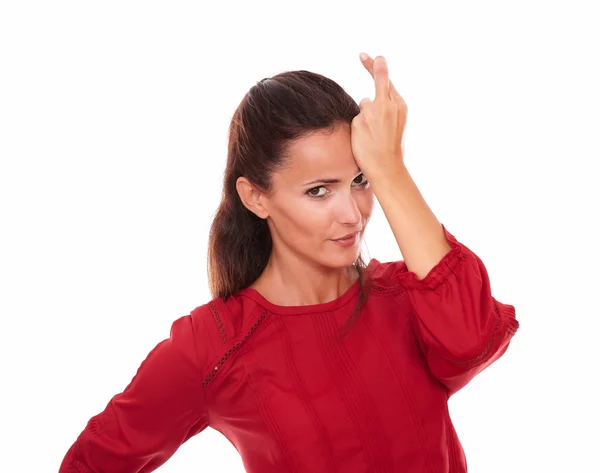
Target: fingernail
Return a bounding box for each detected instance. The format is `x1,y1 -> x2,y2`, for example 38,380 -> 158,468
359,52 -> 368,61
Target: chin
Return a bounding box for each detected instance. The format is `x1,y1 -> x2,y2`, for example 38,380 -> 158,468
321,248 -> 361,268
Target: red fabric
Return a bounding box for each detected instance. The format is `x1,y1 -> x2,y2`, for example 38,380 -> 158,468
59,225 -> 519,473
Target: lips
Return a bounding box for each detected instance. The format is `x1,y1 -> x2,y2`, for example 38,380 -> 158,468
333,230 -> 360,241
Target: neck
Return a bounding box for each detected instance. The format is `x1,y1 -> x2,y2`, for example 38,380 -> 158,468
251,253 -> 358,306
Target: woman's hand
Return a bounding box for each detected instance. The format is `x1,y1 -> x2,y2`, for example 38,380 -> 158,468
351,53 -> 408,180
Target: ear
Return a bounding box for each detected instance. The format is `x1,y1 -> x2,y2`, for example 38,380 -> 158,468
236,176 -> 269,219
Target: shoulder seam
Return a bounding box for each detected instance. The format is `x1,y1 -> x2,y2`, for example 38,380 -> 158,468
208,299 -> 227,344
202,308 -> 269,388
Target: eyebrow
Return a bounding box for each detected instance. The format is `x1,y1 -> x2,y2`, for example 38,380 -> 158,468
302,167 -> 362,186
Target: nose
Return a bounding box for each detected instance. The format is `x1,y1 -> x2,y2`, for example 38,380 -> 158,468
336,191 -> 362,227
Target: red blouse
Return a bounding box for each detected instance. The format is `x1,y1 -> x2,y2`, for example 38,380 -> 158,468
59,225 -> 519,473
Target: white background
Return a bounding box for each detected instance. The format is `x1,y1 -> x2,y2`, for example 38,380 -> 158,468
1,1 -> 599,472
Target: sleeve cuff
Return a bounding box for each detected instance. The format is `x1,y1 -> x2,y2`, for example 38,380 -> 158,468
390,224 -> 468,291
496,299 -> 520,337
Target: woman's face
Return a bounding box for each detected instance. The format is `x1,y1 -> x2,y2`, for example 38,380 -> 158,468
262,123 -> 374,270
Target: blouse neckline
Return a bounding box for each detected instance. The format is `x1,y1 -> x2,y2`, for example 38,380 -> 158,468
237,258 -> 378,315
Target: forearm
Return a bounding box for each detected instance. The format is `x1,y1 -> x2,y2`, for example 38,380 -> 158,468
368,162 -> 453,280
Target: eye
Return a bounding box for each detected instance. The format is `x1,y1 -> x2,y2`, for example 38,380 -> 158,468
352,173 -> 369,187
306,174 -> 369,199
306,186 -> 327,198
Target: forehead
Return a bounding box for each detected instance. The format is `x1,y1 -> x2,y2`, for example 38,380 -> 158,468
279,124 -> 356,181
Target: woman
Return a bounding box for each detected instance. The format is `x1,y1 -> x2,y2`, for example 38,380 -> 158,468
59,53 -> 519,473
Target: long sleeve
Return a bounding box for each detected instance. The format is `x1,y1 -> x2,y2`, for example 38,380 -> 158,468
59,313 -> 211,473
390,224 -> 519,396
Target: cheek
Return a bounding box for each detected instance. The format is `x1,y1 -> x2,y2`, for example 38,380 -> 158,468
273,197 -> 329,238
292,200 -> 331,236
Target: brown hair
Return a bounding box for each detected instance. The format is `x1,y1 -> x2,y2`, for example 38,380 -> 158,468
207,70 -> 374,337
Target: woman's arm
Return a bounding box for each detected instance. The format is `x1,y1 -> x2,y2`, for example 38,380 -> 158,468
58,310 -> 213,472
368,164 -> 452,281
370,166 -> 519,396
386,224 -> 519,396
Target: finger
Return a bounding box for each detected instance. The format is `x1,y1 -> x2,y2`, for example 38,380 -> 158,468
372,56 -> 390,101
360,52 -> 399,98
359,97 -> 371,111
359,52 -> 401,100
